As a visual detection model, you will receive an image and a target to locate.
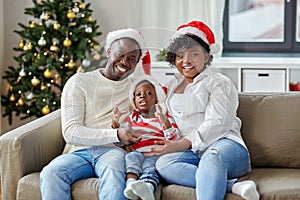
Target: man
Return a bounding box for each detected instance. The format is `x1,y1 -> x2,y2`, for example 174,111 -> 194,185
40,28 -> 149,200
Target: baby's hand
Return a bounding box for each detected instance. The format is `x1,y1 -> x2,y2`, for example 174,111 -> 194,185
113,106 -> 126,122
155,104 -> 171,129
112,106 -> 127,128
154,104 -> 166,124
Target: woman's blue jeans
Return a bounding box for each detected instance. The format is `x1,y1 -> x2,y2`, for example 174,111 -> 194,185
156,138 -> 250,200
40,146 -> 127,200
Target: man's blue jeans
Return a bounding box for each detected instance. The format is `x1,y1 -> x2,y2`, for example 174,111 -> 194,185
156,138 -> 250,200
40,146 -> 127,200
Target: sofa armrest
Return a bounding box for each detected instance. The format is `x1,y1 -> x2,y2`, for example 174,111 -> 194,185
0,109 -> 65,200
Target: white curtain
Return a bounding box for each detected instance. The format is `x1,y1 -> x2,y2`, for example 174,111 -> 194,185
127,0 -> 225,58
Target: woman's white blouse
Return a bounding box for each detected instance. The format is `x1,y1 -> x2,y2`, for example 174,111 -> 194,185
166,68 -> 246,154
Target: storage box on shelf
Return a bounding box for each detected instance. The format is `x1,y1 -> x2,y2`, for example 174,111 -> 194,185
242,69 -> 286,92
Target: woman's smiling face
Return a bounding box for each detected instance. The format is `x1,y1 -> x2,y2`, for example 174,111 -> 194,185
175,45 -> 209,83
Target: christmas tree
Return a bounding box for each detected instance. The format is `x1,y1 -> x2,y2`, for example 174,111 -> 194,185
1,0 -> 106,125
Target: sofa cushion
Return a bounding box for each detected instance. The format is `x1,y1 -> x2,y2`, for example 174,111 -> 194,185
17,172 -> 162,199
161,168 -> 300,200
161,184 -> 242,200
17,172 -> 41,200
237,93 -> 300,168
240,168 -> 300,199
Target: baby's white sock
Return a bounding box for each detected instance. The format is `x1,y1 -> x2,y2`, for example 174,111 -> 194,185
124,178 -> 139,200
131,180 -> 155,200
232,180 -> 259,200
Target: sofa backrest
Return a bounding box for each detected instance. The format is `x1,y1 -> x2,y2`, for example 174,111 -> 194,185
237,92 -> 300,168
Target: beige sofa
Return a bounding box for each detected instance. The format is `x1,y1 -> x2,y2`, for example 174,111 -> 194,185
1,92 -> 300,200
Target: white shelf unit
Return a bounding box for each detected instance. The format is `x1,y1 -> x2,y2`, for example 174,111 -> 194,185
152,57 -> 300,92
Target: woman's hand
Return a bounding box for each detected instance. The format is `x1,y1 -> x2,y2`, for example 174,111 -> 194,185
151,138 -> 192,156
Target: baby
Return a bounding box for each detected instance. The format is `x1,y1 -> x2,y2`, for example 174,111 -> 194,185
112,75 -> 180,200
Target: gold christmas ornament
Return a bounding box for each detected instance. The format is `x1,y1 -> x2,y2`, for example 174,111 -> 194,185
50,42 -> 59,52
43,68 -> 52,78
42,105 -> 50,115
67,10 -> 76,20
18,40 -> 25,49
17,76 -> 22,83
36,53 -> 41,60
18,98 -> 24,106
87,16 -> 93,22
27,42 -> 33,50
53,21 -> 60,30
31,76 -> 40,86
93,53 -> 101,61
29,21 -> 36,28
63,37 -> 72,47
93,44 -> 100,50
41,83 -> 46,90
44,13 -> 50,21
67,59 -> 76,69
78,2 -> 86,9
54,74 -> 60,84
9,94 -> 16,101
77,66 -> 84,73
24,42 -> 33,51
23,44 -> 28,51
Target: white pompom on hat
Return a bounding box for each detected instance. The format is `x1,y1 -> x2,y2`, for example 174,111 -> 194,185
129,75 -> 167,114
171,20 -> 220,55
105,28 -> 151,74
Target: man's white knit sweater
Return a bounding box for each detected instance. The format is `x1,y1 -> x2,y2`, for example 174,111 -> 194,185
61,69 -> 139,153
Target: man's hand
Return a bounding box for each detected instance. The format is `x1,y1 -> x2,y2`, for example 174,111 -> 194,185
117,124 -> 142,145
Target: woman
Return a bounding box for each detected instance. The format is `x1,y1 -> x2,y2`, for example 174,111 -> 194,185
152,21 -> 259,200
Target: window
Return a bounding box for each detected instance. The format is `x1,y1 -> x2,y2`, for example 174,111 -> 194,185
223,0 -> 300,54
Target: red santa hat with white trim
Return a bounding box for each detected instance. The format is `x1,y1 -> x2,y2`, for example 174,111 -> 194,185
171,20 -> 220,55
105,28 -> 151,74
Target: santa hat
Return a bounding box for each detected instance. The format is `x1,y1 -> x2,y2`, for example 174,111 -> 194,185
171,20 -> 220,55
129,75 -> 167,114
105,28 -> 151,74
